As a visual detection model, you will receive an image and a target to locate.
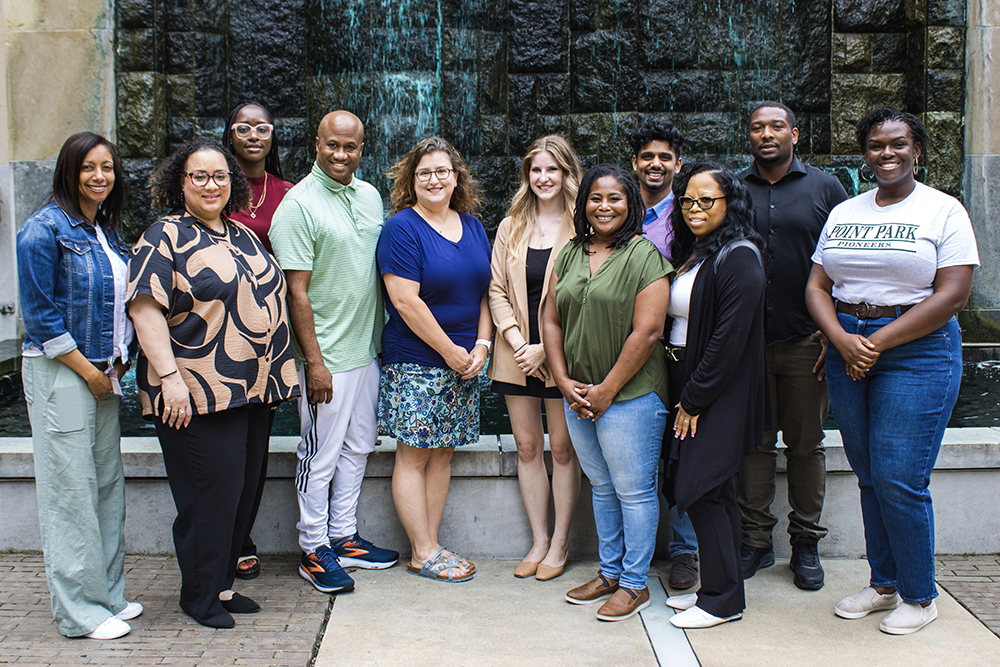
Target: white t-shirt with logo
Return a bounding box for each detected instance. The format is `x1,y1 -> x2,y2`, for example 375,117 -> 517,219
811,182 -> 979,306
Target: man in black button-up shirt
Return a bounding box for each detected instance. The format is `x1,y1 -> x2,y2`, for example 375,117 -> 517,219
737,102 -> 848,591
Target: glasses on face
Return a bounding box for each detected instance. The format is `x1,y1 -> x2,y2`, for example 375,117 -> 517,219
231,123 -> 274,140
678,195 -> 726,210
415,167 -> 454,182
186,171 -> 232,187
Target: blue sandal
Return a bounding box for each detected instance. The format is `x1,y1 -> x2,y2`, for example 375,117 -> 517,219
406,547 -> 476,583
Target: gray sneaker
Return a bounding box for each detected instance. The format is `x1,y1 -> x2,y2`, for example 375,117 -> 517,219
835,587 -> 901,619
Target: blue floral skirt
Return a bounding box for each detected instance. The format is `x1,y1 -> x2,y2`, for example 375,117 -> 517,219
377,362 -> 480,449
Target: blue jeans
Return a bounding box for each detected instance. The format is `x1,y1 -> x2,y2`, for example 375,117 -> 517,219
826,314 -> 961,604
565,392 -> 667,591
669,508 -> 698,556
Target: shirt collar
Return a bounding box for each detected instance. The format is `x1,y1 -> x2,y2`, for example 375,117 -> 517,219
645,191 -> 674,224
312,163 -> 357,193
745,155 -> 807,184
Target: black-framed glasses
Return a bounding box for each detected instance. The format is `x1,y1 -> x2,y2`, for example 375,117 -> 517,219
678,195 -> 726,210
415,167 -> 454,182
231,123 -> 274,139
186,171 -> 232,187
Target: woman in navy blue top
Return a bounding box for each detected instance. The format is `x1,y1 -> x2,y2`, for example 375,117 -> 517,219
377,136 -> 492,583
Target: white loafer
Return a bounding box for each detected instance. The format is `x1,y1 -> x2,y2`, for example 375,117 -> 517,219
669,605 -> 742,628
114,601 -> 143,621
665,593 -> 698,610
84,617 -> 131,640
834,587 -> 900,619
880,600 -> 938,635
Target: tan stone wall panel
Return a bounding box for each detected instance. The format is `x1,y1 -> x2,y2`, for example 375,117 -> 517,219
967,0 -> 1000,27
5,0 -> 111,32
966,27 -> 1000,155
7,30 -> 115,161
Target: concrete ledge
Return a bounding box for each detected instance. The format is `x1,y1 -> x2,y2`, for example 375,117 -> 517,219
2,429 -> 1000,558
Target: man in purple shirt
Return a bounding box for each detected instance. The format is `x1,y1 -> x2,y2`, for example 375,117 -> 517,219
628,118 -> 699,591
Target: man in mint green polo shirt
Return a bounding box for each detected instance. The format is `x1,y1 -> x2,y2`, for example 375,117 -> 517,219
270,110 -> 398,594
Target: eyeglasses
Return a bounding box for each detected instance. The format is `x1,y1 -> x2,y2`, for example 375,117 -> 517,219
678,196 -> 726,210
186,171 -> 232,187
231,123 -> 274,140
415,168 -> 454,182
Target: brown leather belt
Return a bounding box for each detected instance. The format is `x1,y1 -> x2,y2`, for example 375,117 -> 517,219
836,301 -> 915,320
664,346 -> 686,362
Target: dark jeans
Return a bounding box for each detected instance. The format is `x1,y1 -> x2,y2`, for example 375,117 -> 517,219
156,403 -> 270,621
826,315 -> 961,604
738,333 -> 829,547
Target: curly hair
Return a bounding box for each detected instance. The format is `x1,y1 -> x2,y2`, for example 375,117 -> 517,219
628,117 -> 684,157
669,161 -> 763,273
387,136 -> 481,216
854,105 -> 930,155
750,101 -> 797,129
149,141 -> 251,216
504,135 -> 583,259
570,164 -> 645,252
222,100 -> 285,181
52,132 -> 125,232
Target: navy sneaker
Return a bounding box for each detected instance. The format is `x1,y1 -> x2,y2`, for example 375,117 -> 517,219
299,545 -> 355,593
331,533 -> 399,570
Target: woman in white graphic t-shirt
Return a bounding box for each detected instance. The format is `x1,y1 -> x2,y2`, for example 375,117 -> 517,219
805,106 -> 979,636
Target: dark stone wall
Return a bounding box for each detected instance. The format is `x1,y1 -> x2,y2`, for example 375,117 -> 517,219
115,0 -> 966,241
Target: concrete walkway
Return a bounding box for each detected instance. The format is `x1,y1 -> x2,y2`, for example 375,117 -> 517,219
2,554 -> 999,666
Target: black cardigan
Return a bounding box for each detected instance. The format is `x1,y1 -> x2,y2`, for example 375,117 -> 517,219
667,243 -> 769,514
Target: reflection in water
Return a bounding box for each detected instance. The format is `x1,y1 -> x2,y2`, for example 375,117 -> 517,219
1,361 -> 998,437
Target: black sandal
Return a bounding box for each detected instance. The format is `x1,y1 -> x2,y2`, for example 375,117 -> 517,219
235,555 -> 260,580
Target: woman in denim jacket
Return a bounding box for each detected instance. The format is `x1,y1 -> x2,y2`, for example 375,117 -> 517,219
17,132 -> 140,640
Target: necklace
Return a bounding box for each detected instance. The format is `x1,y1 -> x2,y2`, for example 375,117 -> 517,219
248,173 -> 268,219
537,214 -> 561,237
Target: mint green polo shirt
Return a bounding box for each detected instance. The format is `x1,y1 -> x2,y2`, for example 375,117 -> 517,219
270,164 -> 385,374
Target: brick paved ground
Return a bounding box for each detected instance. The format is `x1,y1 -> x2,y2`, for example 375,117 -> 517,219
936,554 -> 1000,638
0,554 -> 330,667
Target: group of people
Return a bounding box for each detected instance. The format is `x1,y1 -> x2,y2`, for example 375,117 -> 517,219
17,99 -> 977,639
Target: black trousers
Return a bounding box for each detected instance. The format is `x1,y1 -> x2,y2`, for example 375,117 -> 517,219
687,477 -> 746,618
156,403 -> 270,621
241,408 -> 276,558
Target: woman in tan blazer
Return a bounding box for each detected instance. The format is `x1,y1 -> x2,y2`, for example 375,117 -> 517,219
488,136 -> 583,581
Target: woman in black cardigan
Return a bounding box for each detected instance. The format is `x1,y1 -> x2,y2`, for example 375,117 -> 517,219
662,162 -> 769,629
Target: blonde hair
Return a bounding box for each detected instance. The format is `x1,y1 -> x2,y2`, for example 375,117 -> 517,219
387,136 -> 481,216
505,135 -> 582,260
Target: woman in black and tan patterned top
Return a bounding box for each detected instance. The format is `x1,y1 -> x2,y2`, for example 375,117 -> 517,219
127,140 -> 299,629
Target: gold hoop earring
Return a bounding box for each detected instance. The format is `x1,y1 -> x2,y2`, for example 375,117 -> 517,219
913,156 -> 919,177
860,164 -> 875,183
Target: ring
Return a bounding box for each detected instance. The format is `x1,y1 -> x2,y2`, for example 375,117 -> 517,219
179,410 -> 185,415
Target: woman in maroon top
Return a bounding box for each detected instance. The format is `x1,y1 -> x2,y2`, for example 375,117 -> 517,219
222,100 -> 294,579
223,101 -> 293,255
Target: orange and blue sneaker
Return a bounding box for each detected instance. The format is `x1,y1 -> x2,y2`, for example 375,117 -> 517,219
299,545 -> 355,593
332,533 -> 399,570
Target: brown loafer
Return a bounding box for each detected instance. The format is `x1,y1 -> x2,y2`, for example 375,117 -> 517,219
667,553 -> 699,590
597,587 -> 651,621
565,573 -> 619,605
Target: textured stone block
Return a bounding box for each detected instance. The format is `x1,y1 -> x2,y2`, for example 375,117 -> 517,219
193,0 -> 227,32
167,0 -> 193,32
442,28 -> 479,71
905,30 -> 927,112
117,0 -> 155,29
571,114 -> 602,156
642,71 -> 739,113
740,71 -> 782,106
928,0 -> 966,25
780,2 -> 835,111
570,30 -> 639,113
167,74 -> 196,117
570,0 -> 637,30
673,112 -> 740,154
830,73 -> 905,154
480,115 -> 509,155
165,32 -> 194,74
305,0 -> 372,73
478,32 -> 507,115
116,28 -> 156,72
924,111 -> 963,195
510,0 -> 569,73
872,33 -> 908,72
638,0 -> 697,69
440,72 -> 481,156
120,158 -> 158,243
833,33 -> 873,72
441,0 -> 507,30
118,72 -> 166,158
926,69 -> 965,111
192,33 -> 228,116
927,26 -> 965,69
802,113 -> 833,155
229,0 -> 308,116
167,116 -> 195,150
834,0 -> 907,31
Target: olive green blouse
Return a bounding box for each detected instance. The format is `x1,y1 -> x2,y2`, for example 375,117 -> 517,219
553,236 -> 672,408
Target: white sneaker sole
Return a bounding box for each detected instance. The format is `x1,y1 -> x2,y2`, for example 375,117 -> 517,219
597,598 -> 651,621
337,556 -> 398,570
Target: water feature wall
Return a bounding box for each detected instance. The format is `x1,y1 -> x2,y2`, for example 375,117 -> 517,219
114,0 -> 967,235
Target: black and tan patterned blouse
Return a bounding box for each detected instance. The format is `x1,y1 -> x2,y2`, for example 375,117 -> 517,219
127,211 -> 299,417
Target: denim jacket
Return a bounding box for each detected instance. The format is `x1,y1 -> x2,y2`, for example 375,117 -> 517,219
17,202 -> 133,362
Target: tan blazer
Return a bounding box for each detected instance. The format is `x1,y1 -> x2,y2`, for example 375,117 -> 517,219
486,211 -> 574,387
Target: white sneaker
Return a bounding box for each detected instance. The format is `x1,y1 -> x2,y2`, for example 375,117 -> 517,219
666,593 -> 698,610
84,617 -> 131,640
880,600 -> 938,635
114,601 -> 143,621
669,605 -> 742,629
834,587 -> 901,619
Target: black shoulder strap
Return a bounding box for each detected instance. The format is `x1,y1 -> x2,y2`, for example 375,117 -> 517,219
714,239 -> 762,274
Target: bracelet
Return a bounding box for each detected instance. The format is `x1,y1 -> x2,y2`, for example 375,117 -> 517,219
475,338 -> 492,352
160,369 -> 178,380
514,343 -> 528,353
